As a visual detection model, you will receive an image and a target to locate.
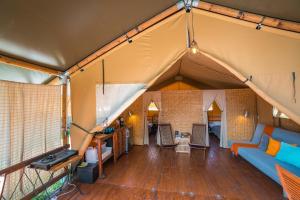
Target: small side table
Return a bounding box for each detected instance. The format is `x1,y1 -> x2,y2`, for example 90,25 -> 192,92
93,133 -> 118,178
174,136 -> 190,153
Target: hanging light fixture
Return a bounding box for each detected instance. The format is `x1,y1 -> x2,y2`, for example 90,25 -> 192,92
190,40 -> 199,54
187,1 -> 199,55
148,100 -> 159,111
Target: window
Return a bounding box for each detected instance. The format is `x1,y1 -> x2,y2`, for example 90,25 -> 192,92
272,107 -> 289,119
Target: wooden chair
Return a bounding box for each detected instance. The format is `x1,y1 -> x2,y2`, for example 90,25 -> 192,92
189,124 -> 207,154
158,124 -> 178,148
276,164 -> 300,200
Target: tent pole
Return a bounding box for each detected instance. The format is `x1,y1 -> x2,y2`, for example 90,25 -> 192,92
194,1 -> 300,33
0,54 -> 61,75
102,59 -> 105,95
62,84 -> 68,145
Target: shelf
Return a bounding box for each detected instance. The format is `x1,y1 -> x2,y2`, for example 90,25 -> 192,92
102,153 -> 113,163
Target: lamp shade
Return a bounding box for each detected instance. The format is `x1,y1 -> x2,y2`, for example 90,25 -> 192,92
148,101 -> 159,111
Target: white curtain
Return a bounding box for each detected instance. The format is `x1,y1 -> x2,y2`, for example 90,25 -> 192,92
203,90 -> 227,148
214,91 -> 228,148
142,91 -> 161,145
0,80 -> 62,199
143,96 -> 152,145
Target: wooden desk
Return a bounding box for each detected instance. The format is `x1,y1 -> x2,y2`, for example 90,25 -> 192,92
49,155 -> 82,172
93,133 -> 118,178
92,129 -> 127,178
31,154 -> 83,199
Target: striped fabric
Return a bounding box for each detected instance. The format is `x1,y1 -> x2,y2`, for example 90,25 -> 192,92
0,80 -> 62,199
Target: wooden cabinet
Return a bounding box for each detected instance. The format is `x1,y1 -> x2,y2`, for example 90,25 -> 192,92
116,127 -> 126,158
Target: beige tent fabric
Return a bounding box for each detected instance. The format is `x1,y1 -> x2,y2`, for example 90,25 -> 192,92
70,11 -> 187,149
70,9 -> 300,150
192,9 -> 300,124
149,53 -> 247,90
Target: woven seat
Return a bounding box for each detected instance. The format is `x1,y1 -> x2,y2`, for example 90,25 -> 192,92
158,124 -> 177,148
276,164 -> 300,200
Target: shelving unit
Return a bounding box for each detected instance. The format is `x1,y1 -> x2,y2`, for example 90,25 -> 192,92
91,127 -> 127,178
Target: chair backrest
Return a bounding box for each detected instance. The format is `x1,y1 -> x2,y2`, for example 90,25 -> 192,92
158,124 -> 174,146
276,165 -> 300,200
191,124 -> 206,146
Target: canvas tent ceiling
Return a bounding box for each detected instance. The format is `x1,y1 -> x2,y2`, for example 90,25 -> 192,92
0,0 -> 300,71
70,11 -> 187,149
0,0 -> 177,70
191,9 -> 300,124
0,1 -> 299,150
149,53 -> 247,90
69,8 -> 300,152
204,0 -> 300,22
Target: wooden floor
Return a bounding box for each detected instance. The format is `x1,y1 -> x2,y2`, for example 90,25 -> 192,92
63,135 -> 283,200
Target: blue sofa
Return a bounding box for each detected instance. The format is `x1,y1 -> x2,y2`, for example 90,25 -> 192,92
238,127 -> 300,185
228,123 -> 265,148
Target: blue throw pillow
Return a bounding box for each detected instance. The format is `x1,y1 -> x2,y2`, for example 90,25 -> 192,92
276,142 -> 300,168
258,134 -> 269,151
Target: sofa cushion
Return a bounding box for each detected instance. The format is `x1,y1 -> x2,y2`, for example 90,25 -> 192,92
238,147 -> 300,184
276,142 -> 300,168
266,137 -> 281,156
258,134 -> 269,151
272,128 -> 300,146
251,123 -> 265,144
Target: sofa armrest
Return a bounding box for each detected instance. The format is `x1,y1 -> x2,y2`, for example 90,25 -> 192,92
228,140 -> 254,148
231,143 -> 258,156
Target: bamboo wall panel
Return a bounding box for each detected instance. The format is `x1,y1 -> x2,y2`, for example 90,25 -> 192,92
256,95 -> 274,126
279,118 -> 300,132
123,96 -> 144,145
257,95 -> 300,132
159,90 -> 203,134
225,89 -> 257,141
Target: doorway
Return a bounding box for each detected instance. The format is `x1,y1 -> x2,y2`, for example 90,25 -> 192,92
207,101 -> 222,147
147,101 -> 159,145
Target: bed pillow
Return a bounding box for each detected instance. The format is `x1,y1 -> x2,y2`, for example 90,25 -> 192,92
265,137 -> 281,156
258,134 -> 269,151
276,142 -> 300,168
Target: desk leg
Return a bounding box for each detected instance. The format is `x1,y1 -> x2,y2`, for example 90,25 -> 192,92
97,139 -> 105,179
113,133 -> 118,163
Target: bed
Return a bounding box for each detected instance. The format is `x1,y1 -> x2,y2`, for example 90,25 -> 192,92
208,121 -> 221,139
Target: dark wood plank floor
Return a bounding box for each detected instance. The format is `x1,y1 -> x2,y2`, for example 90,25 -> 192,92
63,135 -> 283,200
